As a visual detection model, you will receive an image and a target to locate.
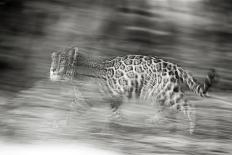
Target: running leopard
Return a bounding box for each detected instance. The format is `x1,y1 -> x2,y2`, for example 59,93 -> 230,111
50,47 -> 216,134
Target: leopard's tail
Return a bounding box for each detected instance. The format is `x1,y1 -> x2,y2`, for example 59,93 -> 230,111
177,67 -> 216,97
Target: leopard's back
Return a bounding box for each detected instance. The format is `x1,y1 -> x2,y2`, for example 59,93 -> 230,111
103,54 -> 215,99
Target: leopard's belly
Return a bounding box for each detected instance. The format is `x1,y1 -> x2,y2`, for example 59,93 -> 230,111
105,64 -> 180,107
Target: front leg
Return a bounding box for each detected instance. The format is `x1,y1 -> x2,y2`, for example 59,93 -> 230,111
109,95 -> 124,121
72,86 -> 92,114
100,78 -> 125,121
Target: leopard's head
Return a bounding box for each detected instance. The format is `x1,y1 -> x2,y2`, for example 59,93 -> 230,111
50,47 -> 79,81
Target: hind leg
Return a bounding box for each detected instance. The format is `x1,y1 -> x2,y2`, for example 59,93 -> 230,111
172,93 -> 196,134
177,100 -> 196,134
182,100 -> 196,134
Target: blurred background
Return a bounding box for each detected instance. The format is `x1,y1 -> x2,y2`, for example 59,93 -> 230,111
0,0 -> 232,154
1,0 -> 232,94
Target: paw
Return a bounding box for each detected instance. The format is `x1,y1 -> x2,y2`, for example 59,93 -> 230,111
110,111 -> 124,121
70,98 -> 91,116
189,127 -> 194,135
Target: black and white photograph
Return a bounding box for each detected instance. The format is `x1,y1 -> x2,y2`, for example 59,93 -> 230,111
0,0 -> 232,154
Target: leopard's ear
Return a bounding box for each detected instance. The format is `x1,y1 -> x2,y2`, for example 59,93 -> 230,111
66,46 -> 79,66
67,47 -> 76,57
73,47 -> 79,62
73,47 -> 79,56
51,51 -> 57,58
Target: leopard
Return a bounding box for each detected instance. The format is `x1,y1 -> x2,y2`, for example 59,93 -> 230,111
50,46 -> 216,134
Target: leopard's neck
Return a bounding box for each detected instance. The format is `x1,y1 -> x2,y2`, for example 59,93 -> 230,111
74,51 -> 108,78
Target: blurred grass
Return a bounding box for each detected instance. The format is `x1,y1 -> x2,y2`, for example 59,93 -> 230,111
0,79 -> 231,154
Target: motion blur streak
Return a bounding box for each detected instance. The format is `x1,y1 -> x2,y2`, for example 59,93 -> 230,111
0,0 -> 232,155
